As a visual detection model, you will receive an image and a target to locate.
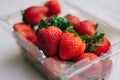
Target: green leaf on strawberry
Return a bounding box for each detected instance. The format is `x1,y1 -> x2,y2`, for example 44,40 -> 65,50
80,35 -> 90,43
87,32 -> 105,52
95,23 -> 99,30
66,27 -> 79,36
93,32 -> 105,43
37,16 -> 70,32
36,19 -> 48,33
39,20 -> 48,29
47,16 -> 70,30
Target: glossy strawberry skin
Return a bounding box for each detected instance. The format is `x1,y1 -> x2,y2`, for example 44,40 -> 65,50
44,0 -> 61,16
66,15 -> 80,25
38,26 -> 62,57
59,32 -> 86,60
13,23 -> 37,44
93,37 -> 111,56
74,20 -> 95,37
24,6 -> 48,25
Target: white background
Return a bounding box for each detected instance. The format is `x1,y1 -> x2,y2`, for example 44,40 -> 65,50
0,0 -> 120,80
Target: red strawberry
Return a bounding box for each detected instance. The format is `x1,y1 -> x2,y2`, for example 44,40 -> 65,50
65,15 -> 80,25
59,32 -> 86,60
23,6 -> 48,25
77,53 -> 98,61
93,37 -> 111,56
13,23 -> 37,44
44,0 -> 61,16
38,26 -> 62,57
74,20 -> 95,37
77,53 -> 102,79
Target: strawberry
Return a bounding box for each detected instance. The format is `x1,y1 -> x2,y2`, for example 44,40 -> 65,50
93,37 -> 111,56
84,31 -> 111,56
59,32 -> 86,60
65,15 -> 80,26
37,16 -> 70,57
13,23 -> 37,44
77,53 -> 98,61
74,20 -> 95,37
38,26 -> 62,57
77,53 -> 102,79
23,6 -> 48,25
44,0 -> 61,16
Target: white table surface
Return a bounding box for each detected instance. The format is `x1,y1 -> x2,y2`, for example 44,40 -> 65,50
0,0 -> 120,80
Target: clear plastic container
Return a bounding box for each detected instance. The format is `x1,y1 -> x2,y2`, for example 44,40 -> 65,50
1,0 -> 120,80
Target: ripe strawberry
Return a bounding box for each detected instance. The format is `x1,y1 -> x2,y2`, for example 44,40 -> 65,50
77,53 -> 102,79
59,32 -> 86,60
77,53 -> 98,61
93,37 -> 111,56
13,23 -> 37,44
65,15 -> 80,25
38,26 -> 62,57
44,0 -> 61,16
23,6 -> 48,25
74,20 -> 95,37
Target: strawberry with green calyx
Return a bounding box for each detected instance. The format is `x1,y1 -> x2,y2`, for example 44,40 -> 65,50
23,6 -> 48,26
65,14 -> 80,26
37,16 -> 70,57
83,31 -> 111,56
93,37 -> 111,56
87,32 -> 105,52
37,16 -> 86,60
74,20 -> 96,37
59,28 -> 86,60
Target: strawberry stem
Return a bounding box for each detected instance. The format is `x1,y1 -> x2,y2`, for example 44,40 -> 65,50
95,23 -> 99,30
65,14 -> 72,18
86,32 -> 105,52
66,27 -> 79,36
